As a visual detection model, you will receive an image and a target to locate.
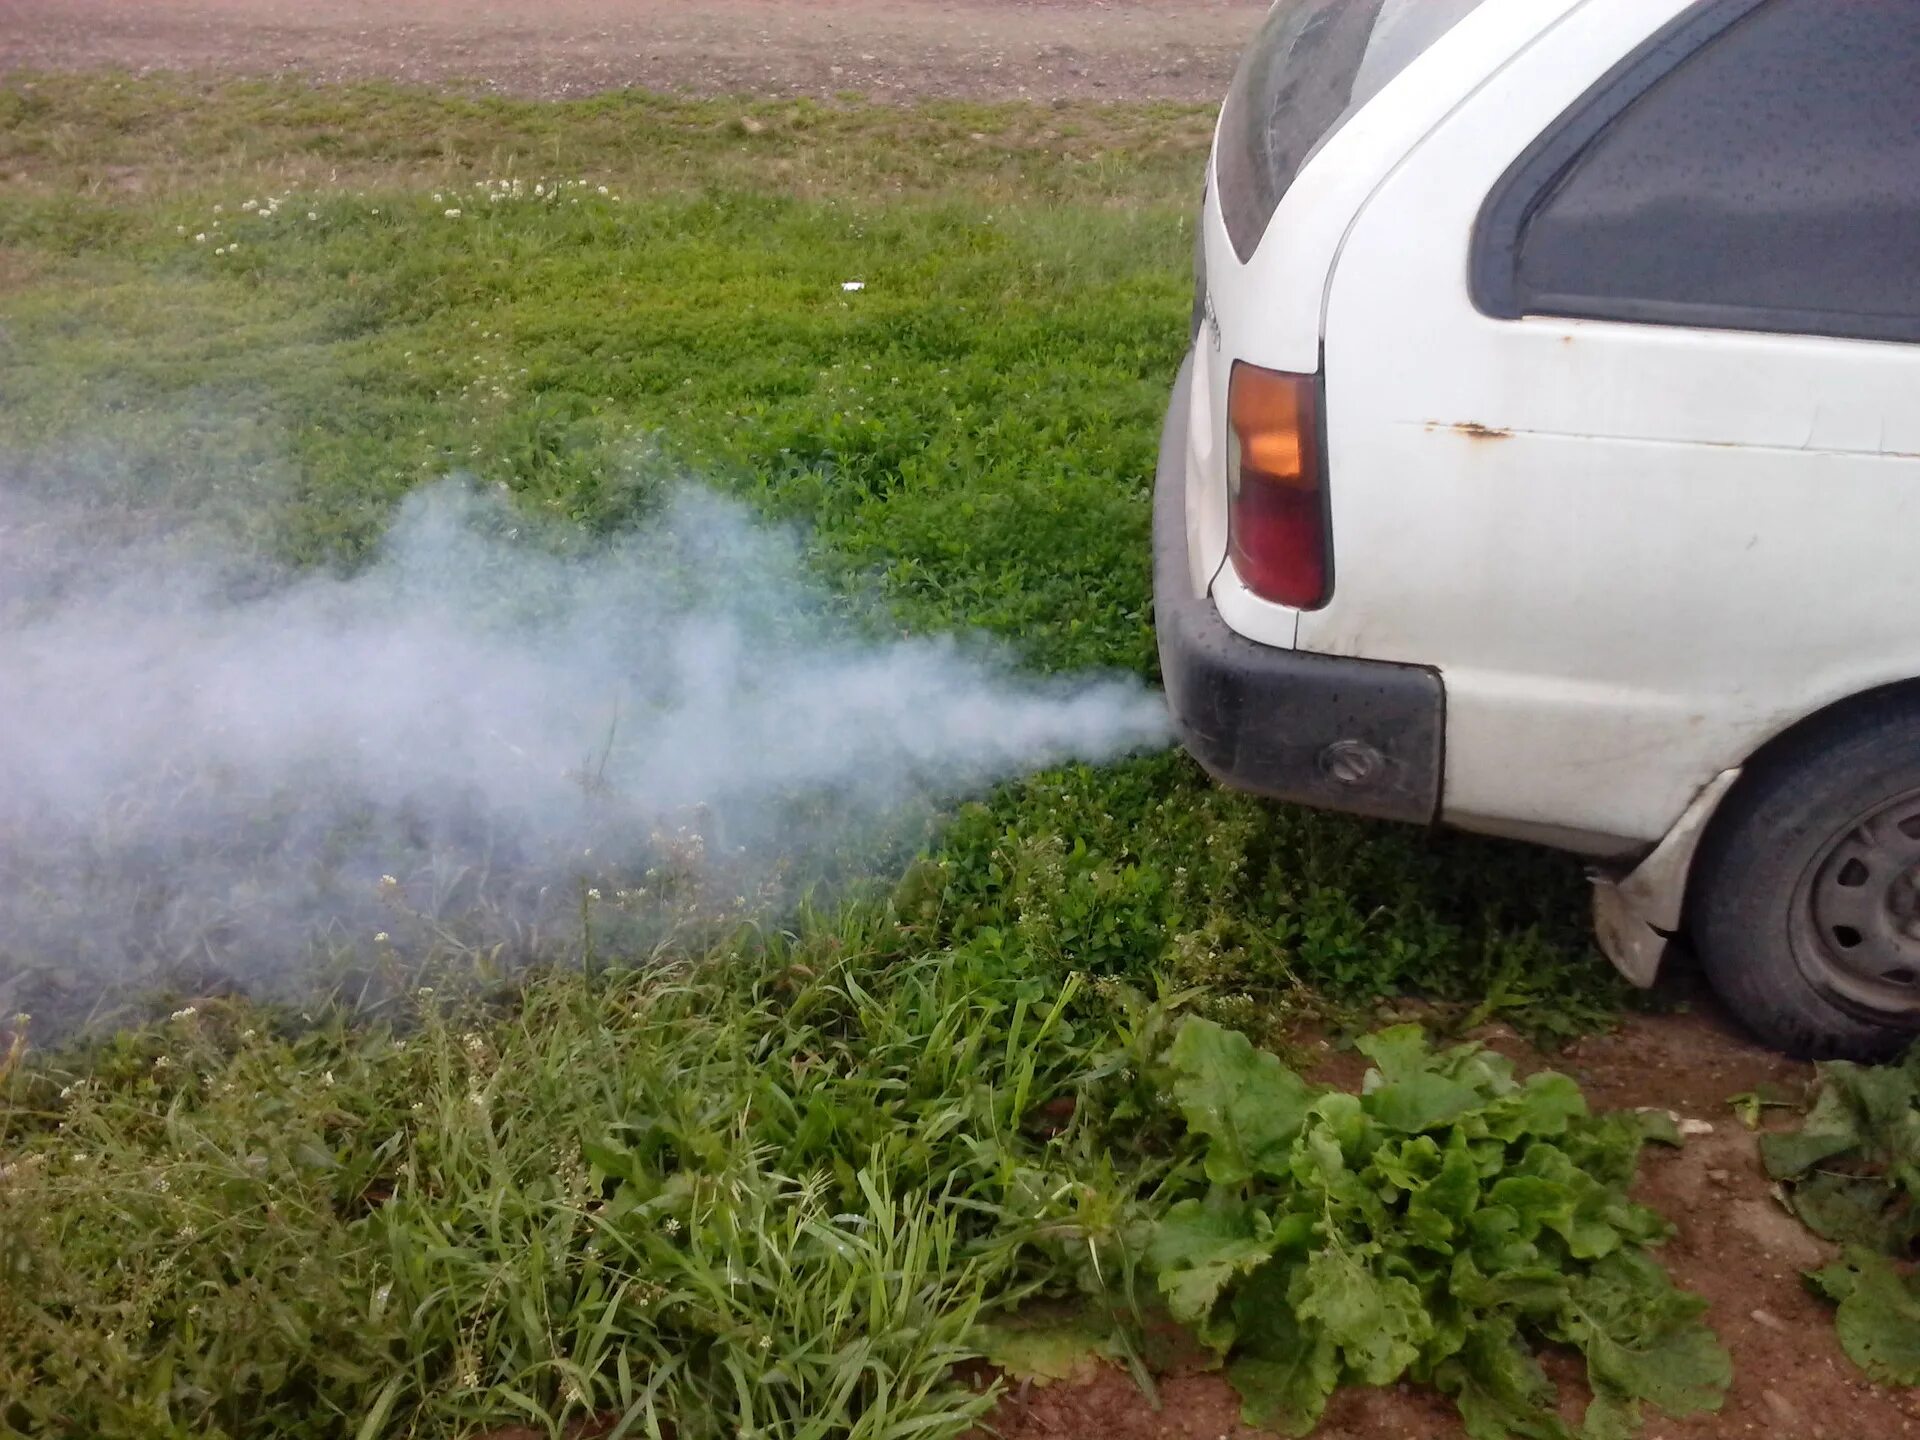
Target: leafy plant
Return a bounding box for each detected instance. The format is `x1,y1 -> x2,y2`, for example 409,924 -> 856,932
1807,1249 -> 1920,1386
1761,1040 -> 1920,1383
1145,1019 -> 1728,1438
1760,1041 -> 1920,1255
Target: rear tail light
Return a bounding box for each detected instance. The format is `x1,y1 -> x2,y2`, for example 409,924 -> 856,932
1226,361 -> 1329,610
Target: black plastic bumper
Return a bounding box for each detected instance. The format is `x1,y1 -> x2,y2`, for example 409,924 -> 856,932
1152,354 -> 1445,825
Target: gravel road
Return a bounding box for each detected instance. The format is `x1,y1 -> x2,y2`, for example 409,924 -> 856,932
0,0 -> 1268,102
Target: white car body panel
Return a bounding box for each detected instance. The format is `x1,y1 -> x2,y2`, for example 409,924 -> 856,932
1186,0 -> 1920,858
1187,0 -> 1585,643
1313,0 -> 1920,848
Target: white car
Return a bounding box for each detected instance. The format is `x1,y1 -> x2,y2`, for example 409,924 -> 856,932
1155,0 -> 1920,1057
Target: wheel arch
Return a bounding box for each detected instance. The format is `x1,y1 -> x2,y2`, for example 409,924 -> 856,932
1597,676 -> 1920,986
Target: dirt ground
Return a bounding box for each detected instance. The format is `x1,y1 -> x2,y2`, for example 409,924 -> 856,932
0,0 -> 1268,103
988,993 -> 1920,1440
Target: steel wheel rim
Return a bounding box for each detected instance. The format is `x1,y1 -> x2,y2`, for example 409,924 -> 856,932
1792,784 -> 1920,1017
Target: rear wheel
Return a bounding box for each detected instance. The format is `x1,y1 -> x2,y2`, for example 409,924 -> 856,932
1692,697 -> 1920,1059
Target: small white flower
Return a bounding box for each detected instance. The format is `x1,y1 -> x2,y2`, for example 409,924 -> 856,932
239,1029 -> 256,1042
175,225 -> 187,235
153,1176 -> 170,1193
841,281 -> 865,292
586,888 -> 601,901
214,246 -> 226,256
444,208 -> 462,218
432,192 -> 444,203
194,233 -> 207,243
597,184 -> 608,195
212,204 -> 223,213
379,874 -> 398,889
321,1070 -> 335,1088
374,932 -> 390,944
307,210 -> 318,221
171,1006 -> 197,1021
153,1054 -> 174,1070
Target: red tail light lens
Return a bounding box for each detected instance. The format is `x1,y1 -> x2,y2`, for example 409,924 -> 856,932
1226,362 -> 1328,609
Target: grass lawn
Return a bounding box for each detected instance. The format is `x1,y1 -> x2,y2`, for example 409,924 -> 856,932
0,75 -> 1625,1439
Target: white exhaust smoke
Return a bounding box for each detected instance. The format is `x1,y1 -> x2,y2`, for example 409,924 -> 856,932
0,476 -> 1170,1023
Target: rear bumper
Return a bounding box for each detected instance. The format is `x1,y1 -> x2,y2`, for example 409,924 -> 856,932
1152,353 -> 1446,825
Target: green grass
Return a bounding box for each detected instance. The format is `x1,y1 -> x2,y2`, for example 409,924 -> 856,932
0,74 -> 1623,1439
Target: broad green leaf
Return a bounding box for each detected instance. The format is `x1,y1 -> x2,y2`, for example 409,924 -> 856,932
1468,1204 -> 1541,1274
1765,1039 -> 1920,1297
1631,1109 -> 1682,1149
1293,1118 -> 1353,1191
1789,1169 -> 1915,1251
1523,1074 -> 1588,1130
1359,1026 -> 1496,1134
1364,1072 -> 1484,1134
1372,1134 -> 1444,1194
1579,1391 -> 1638,1440
1831,1061 -> 1920,1166
1563,1114 -> 1653,1189
1449,1255 -> 1568,1318
1355,1024 -> 1435,1081
1148,1196 -> 1279,1331
1483,1073 -> 1588,1142
1165,1017 -> 1314,1184
1506,1145 -> 1624,1259
1434,1320 -> 1572,1440
973,1305 -> 1121,1384
1227,1261 -> 1340,1437
1569,1254 -> 1729,1423
1407,1134 -> 1483,1252
1295,1247 -> 1429,1385
1489,1176 -> 1572,1243
1761,1082 -> 1864,1179
1583,1322 -> 1728,1423
1307,1089 -> 1369,1156
1815,1250 -> 1920,1386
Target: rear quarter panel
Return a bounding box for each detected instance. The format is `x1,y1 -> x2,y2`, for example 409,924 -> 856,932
1312,0 -> 1920,848
1192,0 -> 1582,645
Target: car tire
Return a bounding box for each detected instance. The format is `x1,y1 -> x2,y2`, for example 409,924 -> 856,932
1691,695 -> 1920,1060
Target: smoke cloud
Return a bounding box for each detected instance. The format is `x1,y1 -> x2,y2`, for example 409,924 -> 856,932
0,475 -> 1169,1024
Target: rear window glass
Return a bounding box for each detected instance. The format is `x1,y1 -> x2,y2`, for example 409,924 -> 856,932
1217,0 -> 1488,262
1506,0 -> 1920,342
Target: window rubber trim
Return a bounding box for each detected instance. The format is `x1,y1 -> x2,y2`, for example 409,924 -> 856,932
1471,0 -> 1920,348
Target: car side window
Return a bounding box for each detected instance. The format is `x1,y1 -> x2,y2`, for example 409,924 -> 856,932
1477,0 -> 1920,344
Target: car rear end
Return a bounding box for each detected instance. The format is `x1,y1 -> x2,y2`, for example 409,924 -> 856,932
1157,0 -> 1575,824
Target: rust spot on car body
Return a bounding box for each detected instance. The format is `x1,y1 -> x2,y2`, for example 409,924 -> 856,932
1424,420 -> 1514,440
